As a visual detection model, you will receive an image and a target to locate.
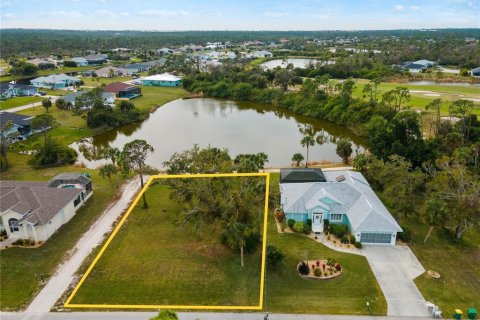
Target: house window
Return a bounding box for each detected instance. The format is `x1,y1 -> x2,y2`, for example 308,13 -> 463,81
74,195 -> 81,207
330,213 -> 342,221
8,218 -> 19,233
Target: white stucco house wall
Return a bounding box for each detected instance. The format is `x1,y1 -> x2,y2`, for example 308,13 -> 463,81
0,173 -> 93,243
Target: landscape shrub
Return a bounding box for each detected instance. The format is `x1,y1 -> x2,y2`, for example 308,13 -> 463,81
313,268 -> 322,277
397,226 -> 412,242
341,236 -> 349,244
306,219 -> 312,227
350,235 -> 356,244
29,139 -> 77,168
327,257 -> 336,268
335,263 -> 342,271
301,223 -> 311,234
266,245 -> 285,270
298,261 -> 310,275
323,219 -> 330,230
293,222 -> 306,233
355,242 -> 362,249
329,224 -> 348,238
149,310 -> 178,320
287,219 -> 295,229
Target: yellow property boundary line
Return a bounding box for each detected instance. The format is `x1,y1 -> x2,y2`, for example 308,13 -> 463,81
64,172 -> 270,310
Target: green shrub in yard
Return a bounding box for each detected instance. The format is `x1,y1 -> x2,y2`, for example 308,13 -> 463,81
397,226 -> 412,242
307,219 -> 312,227
313,268 -> 322,277
150,310 -> 178,320
293,222 -> 311,234
350,235 -> 356,244
340,236 -> 349,244
287,219 -> 295,229
355,242 -> 362,249
329,224 -> 348,238
298,261 -> 310,275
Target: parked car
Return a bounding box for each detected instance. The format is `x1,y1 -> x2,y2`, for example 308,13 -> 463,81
38,91 -> 47,96
131,80 -> 141,85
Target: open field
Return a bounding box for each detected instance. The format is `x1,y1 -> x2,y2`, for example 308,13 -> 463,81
0,96 -> 44,110
400,216 -> 480,313
353,79 -> 480,115
265,173 -> 386,315
133,86 -> 190,112
0,153 -> 125,310
80,76 -> 134,87
69,181 -> 264,307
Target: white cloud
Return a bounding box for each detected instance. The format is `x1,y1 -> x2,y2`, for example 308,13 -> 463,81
410,5 -> 421,10
39,10 -> 83,18
1,1 -> 12,8
119,12 -> 129,17
137,10 -> 188,17
2,12 -> 15,19
264,12 -> 288,18
395,5 -> 405,11
313,13 -> 330,19
94,10 -> 118,19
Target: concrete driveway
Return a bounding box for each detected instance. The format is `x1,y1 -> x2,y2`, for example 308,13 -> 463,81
363,246 -> 429,317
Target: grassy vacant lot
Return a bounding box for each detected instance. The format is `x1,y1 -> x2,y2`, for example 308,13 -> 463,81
69,182 -> 263,306
134,86 -> 190,112
80,75 -> 134,87
265,173 -> 386,315
400,216 -> 480,313
0,65 -> 103,83
353,79 -> 480,115
0,96 -> 43,110
0,153 -> 125,310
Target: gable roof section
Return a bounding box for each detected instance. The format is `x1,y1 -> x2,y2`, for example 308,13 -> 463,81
280,168 -> 326,183
0,111 -> 33,127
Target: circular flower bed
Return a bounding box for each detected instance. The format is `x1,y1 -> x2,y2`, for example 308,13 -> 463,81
297,259 -> 342,280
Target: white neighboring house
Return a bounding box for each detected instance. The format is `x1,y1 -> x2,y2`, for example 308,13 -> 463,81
280,168 -> 402,245
253,50 -> 273,58
0,173 -> 93,243
62,90 -> 115,109
94,66 -> 128,78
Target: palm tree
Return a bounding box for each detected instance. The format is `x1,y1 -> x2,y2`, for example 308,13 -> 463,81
300,135 -> 315,167
223,222 -> 251,267
426,99 -> 442,138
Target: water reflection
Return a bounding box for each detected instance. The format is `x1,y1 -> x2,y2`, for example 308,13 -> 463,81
71,98 -> 365,169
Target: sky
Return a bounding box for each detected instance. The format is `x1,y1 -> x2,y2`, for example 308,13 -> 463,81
0,0 -> 479,30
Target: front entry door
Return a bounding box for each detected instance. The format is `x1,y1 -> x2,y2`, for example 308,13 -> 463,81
312,212 -> 324,233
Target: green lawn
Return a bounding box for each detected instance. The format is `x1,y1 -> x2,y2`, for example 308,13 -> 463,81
265,173 -> 386,315
69,182 -> 263,307
133,86 -> 190,112
0,153 -> 125,310
400,216 -> 480,314
80,75 -> 133,87
0,65 -> 106,83
0,96 -> 43,110
353,79 -> 480,115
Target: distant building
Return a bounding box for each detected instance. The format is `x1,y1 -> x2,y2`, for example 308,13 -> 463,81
26,58 -> 56,67
471,67 -> 480,77
0,173 -> 93,243
103,82 -> 142,100
142,58 -> 167,68
157,48 -> 174,54
94,66 -> 128,78
401,62 -> 427,73
141,73 -> 182,87
121,63 -> 150,75
71,57 -> 89,67
62,91 -> 115,109
412,59 -> 436,68
0,111 -> 33,139
30,74 -> 81,89
0,83 -> 38,100
253,50 -> 273,58
71,54 -> 108,66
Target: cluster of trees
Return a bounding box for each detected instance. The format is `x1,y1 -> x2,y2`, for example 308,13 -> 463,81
9,61 -> 38,77
162,145 -> 269,266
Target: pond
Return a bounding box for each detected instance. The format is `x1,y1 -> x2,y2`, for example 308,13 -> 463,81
71,98 -> 365,169
407,81 -> 480,87
260,58 -> 335,70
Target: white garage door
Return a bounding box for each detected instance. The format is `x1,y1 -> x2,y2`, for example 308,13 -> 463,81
361,232 -> 392,244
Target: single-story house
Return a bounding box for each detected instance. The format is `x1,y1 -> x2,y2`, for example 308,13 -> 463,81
71,54 -> 108,66
71,57 -> 89,67
94,66 -> 128,78
62,91 -> 115,109
402,62 -> 427,73
26,58 -> 56,67
0,173 -> 93,243
0,67 -> 7,76
254,50 -> 273,58
157,48 -> 174,54
141,73 -> 182,87
103,82 -> 142,99
121,63 -> 151,75
30,74 -> 81,89
0,83 -> 38,100
471,67 -> 480,77
0,111 -> 33,139
280,168 -> 402,245
143,58 -> 167,68
413,59 -> 436,68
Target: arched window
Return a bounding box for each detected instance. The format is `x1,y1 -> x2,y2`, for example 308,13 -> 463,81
8,218 -> 19,233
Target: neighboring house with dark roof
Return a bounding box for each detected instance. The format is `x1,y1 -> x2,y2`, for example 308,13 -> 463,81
0,83 -> 38,100
471,67 -> 480,77
121,63 -> 151,75
62,91 -> 115,109
72,54 -> 108,67
30,74 -> 81,89
0,173 -> 93,242
103,82 -> 142,100
253,50 -> 273,58
143,58 -> 167,68
280,168 -> 402,245
280,168 -> 326,183
401,62 -> 427,73
0,111 -> 34,139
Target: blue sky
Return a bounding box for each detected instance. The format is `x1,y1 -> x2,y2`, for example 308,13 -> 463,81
1,0 -> 479,30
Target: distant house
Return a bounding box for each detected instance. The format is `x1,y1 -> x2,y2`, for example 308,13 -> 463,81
94,66 -> 128,78
121,63 -> 150,75
143,58 -> 167,68
141,73 -> 182,87
30,74 -> 81,89
71,57 -> 89,67
62,91 -> 115,109
0,111 -> 33,139
280,168 -> 402,245
412,59 -> 436,68
0,83 -> 38,100
253,50 -> 273,58
471,67 -> 480,77
103,82 -> 142,100
71,54 -> 108,66
26,58 -> 56,67
0,173 -> 93,243
0,67 -> 7,76
402,62 -> 427,73
157,48 -> 174,54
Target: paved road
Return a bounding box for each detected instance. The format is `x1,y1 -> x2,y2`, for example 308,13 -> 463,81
363,246 -> 428,317
5,96 -> 59,113
0,311 -> 430,320
24,177 -> 142,315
